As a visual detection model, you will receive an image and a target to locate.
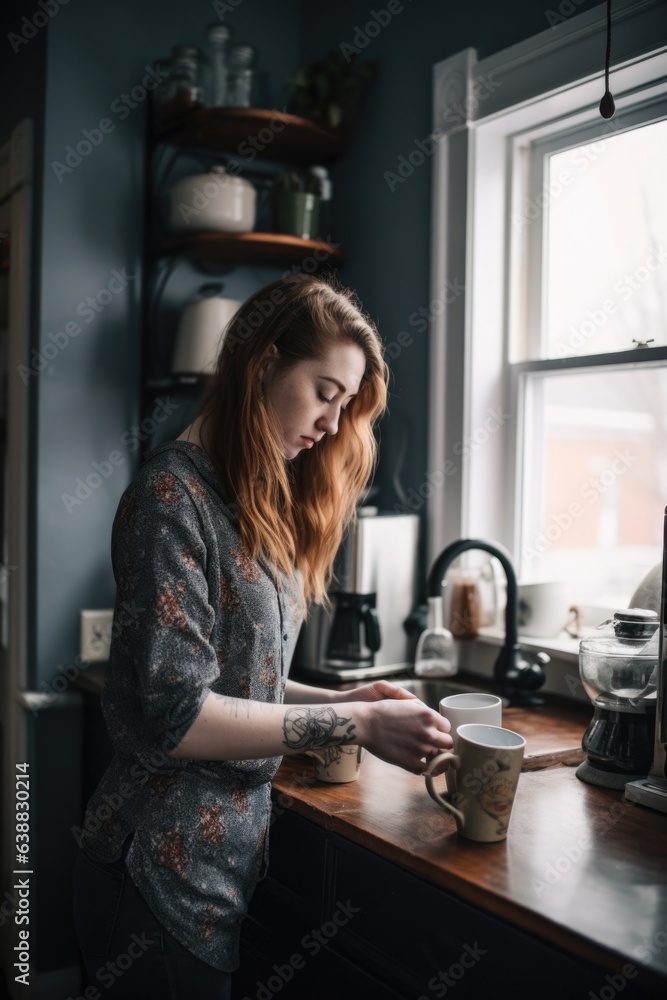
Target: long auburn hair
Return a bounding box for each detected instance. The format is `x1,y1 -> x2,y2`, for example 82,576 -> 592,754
197,272 -> 389,610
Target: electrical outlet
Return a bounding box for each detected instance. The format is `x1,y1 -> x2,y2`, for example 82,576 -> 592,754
80,609 -> 114,662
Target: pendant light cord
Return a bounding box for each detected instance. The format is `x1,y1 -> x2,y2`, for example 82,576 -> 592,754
599,0 -> 616,119
604,0 -> 612,94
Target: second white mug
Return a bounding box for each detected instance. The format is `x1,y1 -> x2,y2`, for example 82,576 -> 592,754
439,692 -> 503,750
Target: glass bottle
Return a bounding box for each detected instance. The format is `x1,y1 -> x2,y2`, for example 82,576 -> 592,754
414,597 -> 459,678
226,45 -> 257,107
307,166 -> 332,241
204,24 -> 232,107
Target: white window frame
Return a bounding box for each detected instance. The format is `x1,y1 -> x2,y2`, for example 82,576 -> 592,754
427,0 -> 667,588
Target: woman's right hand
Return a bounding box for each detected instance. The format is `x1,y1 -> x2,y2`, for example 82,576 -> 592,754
355,698 -> 453,775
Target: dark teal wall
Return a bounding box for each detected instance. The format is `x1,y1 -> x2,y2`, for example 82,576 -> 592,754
299,0 -> 601,582
36,0 -> 301,687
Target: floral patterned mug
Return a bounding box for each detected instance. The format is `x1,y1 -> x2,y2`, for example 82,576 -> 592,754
424,724 -> 526,842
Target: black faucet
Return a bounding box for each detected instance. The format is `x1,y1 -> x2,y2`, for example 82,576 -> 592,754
427,538 -> 548,706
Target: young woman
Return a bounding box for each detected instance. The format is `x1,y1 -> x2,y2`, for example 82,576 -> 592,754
72,273 -> 452,998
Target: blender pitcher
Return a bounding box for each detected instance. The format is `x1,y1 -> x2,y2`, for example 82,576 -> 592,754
576,608 -> 659,790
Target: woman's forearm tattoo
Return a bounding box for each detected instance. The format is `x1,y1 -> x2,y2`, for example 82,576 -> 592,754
282,707 -> 356,751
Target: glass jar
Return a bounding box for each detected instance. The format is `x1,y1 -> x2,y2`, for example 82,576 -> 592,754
204,24 -> 232,107
157,45 -> 204,124
226,45 -> 257,107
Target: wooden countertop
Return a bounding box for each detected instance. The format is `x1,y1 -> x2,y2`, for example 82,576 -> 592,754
78,665 -> 666,988
272,695 -> 667,993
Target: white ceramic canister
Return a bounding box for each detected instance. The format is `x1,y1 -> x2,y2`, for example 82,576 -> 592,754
169,164 -> 256,233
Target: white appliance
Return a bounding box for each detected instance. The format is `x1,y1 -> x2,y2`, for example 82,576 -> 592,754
171,286 -> 242,375
293,510 -> 421,680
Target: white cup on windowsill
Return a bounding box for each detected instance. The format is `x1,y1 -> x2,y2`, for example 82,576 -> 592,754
518,581 -> 570,637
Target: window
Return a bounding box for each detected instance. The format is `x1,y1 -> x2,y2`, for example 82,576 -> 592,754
428,0 -> 667,610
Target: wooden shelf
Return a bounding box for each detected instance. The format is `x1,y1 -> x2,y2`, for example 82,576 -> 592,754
154,231 -> 345,268
145,374 -> 213,392
154,107 -> 345,164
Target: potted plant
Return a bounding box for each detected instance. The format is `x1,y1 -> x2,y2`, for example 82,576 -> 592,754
273,171 -> 322,241
284,50 -> 379,131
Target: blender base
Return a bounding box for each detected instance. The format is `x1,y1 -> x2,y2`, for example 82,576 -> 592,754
575,759 -> 648,790
624,776 -> 667,813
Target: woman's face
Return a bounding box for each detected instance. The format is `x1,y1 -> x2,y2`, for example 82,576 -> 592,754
263,341 -> 367,460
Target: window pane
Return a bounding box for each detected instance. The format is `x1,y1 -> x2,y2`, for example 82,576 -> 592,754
520,366 -> 666,606
544,119 -> 667,360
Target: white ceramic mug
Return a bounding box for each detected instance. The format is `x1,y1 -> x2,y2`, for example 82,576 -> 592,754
439,693 -> 503,750
305,745 -> 365,783
518,581 -> 570,637
425,724 -> 526,842
439,693 -> 503,796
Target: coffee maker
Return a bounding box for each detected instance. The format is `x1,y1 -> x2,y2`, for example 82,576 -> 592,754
576,608 -> 659,789
292,508 -> 420,680
625,507 -> 667,812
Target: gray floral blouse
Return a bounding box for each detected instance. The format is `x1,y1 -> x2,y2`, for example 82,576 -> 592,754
79,439 -> 306,972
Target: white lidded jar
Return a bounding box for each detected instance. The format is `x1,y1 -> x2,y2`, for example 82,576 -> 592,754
414,597 -> 459,677
168,165 -> 257,233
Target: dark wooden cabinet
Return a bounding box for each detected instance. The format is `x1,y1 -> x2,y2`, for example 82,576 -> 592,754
235,809 -> 657,1000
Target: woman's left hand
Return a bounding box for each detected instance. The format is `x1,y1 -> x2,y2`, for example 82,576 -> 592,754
335,680 -> 419,703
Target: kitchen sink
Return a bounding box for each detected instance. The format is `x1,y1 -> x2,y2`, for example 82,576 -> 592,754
393,677 -> 495,711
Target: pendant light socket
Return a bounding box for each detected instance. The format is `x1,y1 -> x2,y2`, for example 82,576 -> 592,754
599,89 -> 615,119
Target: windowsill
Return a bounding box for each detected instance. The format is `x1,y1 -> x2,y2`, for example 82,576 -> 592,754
455,625 -> 593,703
472,625 -> 585,663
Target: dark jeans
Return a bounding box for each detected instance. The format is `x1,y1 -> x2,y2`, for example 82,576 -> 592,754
71,836 -> 232,999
